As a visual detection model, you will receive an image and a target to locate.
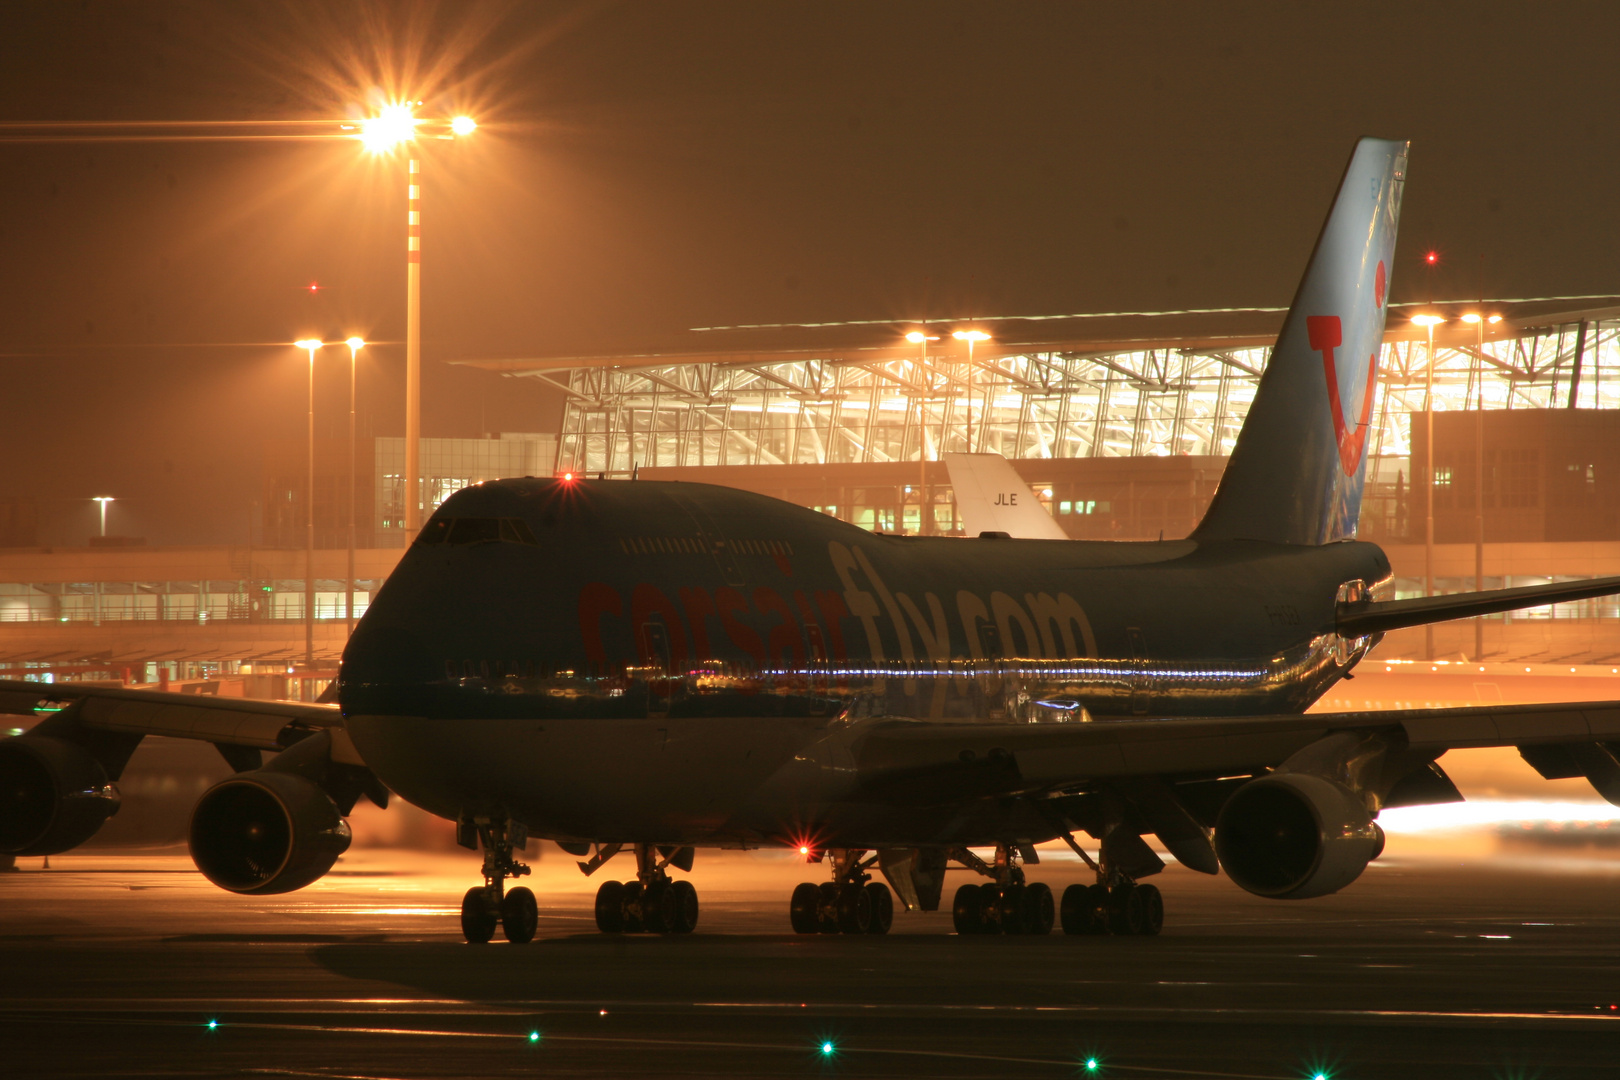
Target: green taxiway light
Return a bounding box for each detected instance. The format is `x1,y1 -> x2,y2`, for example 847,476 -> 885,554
528,1031 -> 541,1043
206,1020 -> 218,1031
820,1041 -> 835,1056
1085,1058 -> 1099,1072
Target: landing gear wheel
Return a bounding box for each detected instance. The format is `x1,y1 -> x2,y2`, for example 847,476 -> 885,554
1085,883 -> 1112,934
816,882 -> 841,934
501,886 -> 539,944
952,882 -> 985,935
836,882 -> 873,934
460,886 -> 497,944
863,882 -> 893,935
977,882 -> 1002,934
1108,883 -> 1147,936
1023,882 -> 1055,935
998,882 -> 1027,935
790,882 -> 821,934
641,879 -> 678,934
669,879 -> 699,934
594,880 -> 626,933
1136,883 -> 1163,936
619,881 -> 645,933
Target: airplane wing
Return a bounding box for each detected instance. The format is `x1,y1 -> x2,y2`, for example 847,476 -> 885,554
849,700 -> 1620,800
941,452 -> 1071,540
0,679 -> 359,762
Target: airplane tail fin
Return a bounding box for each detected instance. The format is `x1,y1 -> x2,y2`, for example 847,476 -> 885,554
1193,137 -> 1408,546
942,452 -> 1071,540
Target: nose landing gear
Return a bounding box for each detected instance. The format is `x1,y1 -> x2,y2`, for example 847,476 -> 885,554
590,844 -> 700,934
788,849 -> 894,935
459,817 -> 535,944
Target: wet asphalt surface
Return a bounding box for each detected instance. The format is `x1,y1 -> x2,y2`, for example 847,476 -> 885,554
2,843 -> 1618,1079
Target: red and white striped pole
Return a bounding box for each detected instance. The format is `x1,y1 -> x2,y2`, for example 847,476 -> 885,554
405,157 -> 422,535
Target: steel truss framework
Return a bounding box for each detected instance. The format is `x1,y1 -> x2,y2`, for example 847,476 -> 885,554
550,322 -> 1620,481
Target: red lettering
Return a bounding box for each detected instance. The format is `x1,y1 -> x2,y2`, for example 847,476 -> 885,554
754,586 -> 805,665
716,587 -> 767,668
678,586 -> 717,661
630,584 -> 689,671
577,582 -> 622,671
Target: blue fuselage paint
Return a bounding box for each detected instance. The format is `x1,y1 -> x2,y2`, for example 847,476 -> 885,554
337,478 -> 1389,848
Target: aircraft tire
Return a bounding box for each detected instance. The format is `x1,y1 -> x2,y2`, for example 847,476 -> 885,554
1136,884 -> 1164,936
619,881 -> 645,933
998,883 -> 1027,935
669,879 -> 699,934
1108,883 -> 1146,936
1024,882 -> 1055,935
816,882 -> 841,933
501,886 -> 538,944
642,879 -> 677,934
836,882 -> 872,934
978,883 -> 1002,933
1085,884 -> 1112,933
863,882 -> 893,935
1059,884 -> 1091,935
460,886 -> 497,944
594,880 -> 626,933
789,882 -> 821,934
951,883 -> 985,934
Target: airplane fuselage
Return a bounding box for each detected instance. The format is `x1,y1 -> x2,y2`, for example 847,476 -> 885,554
340,478 -> 1391,849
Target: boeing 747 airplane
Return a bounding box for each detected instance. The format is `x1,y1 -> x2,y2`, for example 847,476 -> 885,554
6,137 -> 1620,943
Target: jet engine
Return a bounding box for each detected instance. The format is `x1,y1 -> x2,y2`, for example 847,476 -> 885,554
189,769 -> 352,894
0,735 -> 122,856
1214,772 -> 1381,900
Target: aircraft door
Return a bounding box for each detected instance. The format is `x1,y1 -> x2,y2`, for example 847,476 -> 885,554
639,619 -> 681,718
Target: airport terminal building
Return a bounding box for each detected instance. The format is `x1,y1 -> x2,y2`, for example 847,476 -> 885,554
3,298 -> 1619,687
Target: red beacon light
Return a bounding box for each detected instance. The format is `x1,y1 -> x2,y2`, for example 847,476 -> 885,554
1424,251 -> 1439,266
562,472 -> 574,482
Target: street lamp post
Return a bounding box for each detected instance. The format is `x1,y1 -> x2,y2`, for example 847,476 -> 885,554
358,106 -> 476,540
344,337 -> 365,637
952,330 -> 992,454
1460,312 -> 1503,661
906,329 -> 940,535
296,339 -> 323,668
1411,314 -> 1445,661
92,496 -> 114,538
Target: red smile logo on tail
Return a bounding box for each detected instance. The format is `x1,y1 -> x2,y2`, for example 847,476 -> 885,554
1307,313 -> 1378,475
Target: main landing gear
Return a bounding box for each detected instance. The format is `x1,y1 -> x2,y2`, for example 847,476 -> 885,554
460,818 -> 538,944
1049,828 -> 1164,938
948,844 -> 1055,935
592,844 -> 700,935
789,849 -> 895,935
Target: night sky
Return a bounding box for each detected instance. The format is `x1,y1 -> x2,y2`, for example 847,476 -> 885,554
1,1 -> 1616,544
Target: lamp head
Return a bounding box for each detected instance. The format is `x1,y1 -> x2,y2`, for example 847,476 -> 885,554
952,329 -> 991,342
1487,314 -> 1503,324
1410,314 -> 1445,328
1460,313 -> 1482,324
294,339 -> 324,350
345,337 -> 366,350
905,331 -> 927,344
450,116 -> 477,137
359,103 -> 419,153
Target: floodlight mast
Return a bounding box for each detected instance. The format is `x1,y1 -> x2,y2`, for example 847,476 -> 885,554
357,104 -> 476,539
1411,314 -> 1445,661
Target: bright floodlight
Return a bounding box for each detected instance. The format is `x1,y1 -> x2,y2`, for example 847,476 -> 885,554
345,337 -> 366,350
1410,314 -> 1445,328
295,339 -> 323,350
953,329 -> 991,342
450,116 -> 478,136
905,331 -> 927,343
1460,313 -> 1482,324
1488,314 -> 1503,324
360,103 -> 418,153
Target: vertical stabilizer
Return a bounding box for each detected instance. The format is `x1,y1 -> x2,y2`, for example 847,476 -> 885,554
1194,137 -> 1408,546
943,452 -> 1070,540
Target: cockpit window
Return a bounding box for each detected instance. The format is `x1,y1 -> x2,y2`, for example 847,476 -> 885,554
415,517 -> 539,546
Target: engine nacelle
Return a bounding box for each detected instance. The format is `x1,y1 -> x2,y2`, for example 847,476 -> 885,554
0,735 -> 121,856
1214,772 -> 1381,900
189,771 -> 351,894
